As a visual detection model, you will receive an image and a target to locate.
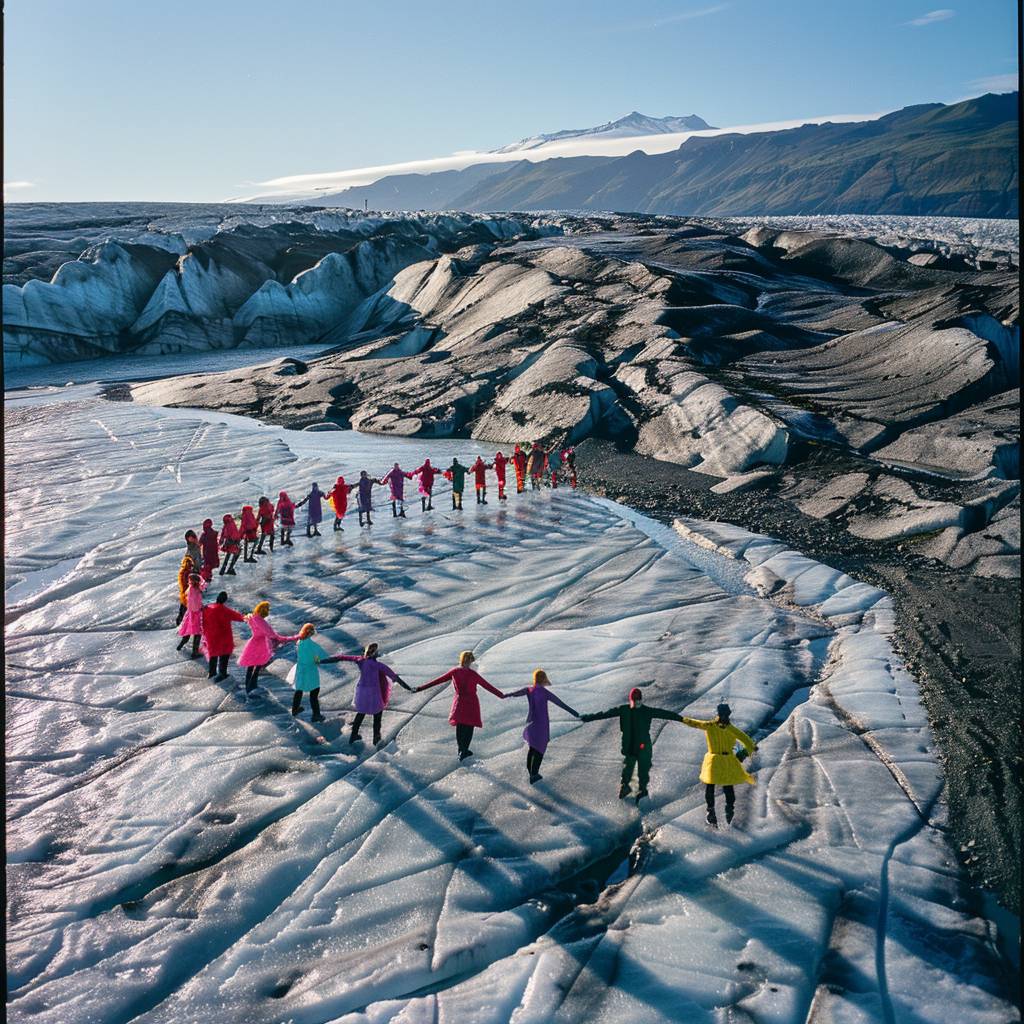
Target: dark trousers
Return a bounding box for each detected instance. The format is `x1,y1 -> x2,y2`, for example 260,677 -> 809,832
621,747 -> 653,789
244,665 -> 262,692
526,747 -> 544,776
351,711 -> 382,741
208,654 -> 229,678
292,688 -> 321,717
456,724 -> 474,755
705,784 -> 735,813
176,602 -> 186,626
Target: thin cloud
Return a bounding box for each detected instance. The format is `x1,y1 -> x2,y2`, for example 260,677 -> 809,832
906,9 -> 954,26
4,181 -> 36,199
967,72 -> 1017,93
235,109 -> 888,203
629,4 -> 730,30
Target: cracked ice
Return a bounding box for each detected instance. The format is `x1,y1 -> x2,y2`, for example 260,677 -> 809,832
4,387 -> 1014,1023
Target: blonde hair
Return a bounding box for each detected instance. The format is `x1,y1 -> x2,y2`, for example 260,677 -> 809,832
299,623 -> 315,640
364,643 -> 379,658
532,669 -> 549,687
459,650 -> 475,667
253,601 -> 271,617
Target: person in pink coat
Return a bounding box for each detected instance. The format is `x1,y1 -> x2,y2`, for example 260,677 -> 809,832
176,573 -> 207,657
380,463 -> 414,518
335,642 -> 411,744
416,650 -> 507,761
238,600 -> 299,693
412,459 -> 438,512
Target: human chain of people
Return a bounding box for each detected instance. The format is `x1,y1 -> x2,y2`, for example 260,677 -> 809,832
172,440 -> 757,823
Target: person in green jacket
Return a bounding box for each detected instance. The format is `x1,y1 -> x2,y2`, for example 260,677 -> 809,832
446,459 -> 467,510
579,686 -> 683,801
288,623 -> 340,722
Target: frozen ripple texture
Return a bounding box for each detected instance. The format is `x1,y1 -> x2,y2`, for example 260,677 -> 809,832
3,393 -> 1015,1023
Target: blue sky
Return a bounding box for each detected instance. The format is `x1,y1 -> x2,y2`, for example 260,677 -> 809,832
4,0 -> 1017,202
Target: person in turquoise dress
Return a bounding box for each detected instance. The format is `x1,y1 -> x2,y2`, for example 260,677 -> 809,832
289,623 -> 340,722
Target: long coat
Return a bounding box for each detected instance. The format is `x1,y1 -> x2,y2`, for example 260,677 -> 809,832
200,522 -> 220,571
276,494 -> 296,528
413,461 -> 437,495
493,453 -> 508,484
327,477 -> 349,519
303,486 -> 325,525
337,655 -> 399,713
509,685 -> 578,753
202,602 -> 246,658
381,467 -> 412,502
682,717 -> 757,785
290,638 -> 329,692
420,667 -> 503,728
177,580 -> 207,637
238,615 -> 297,667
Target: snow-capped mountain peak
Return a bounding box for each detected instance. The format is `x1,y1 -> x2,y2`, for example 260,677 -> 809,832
492,111 -> 715,153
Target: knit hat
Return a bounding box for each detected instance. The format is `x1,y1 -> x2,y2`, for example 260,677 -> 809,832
629,687 -> 643,706
716,702 -> 732,721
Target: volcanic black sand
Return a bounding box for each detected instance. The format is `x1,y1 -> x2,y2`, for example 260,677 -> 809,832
574,438 -> 1022,915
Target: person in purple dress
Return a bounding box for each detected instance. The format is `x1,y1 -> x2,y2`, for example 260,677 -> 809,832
356,471 -> 378,528
508,669 -> 579,783
336,642 -> 411,744
380,463 -> 413,518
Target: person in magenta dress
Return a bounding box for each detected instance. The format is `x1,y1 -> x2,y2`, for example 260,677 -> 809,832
335,642 -> 410,744
412,459 -> 438,512
380,463 -> 414,518
276,491 -> 297,546
508,669 -> 579,783
237,600 -> 299,693
416,650 -> 506,761
239,504 -> 259,562
176,573 -> 207,657
219,514 -> 242,575
199,518 -> 220,581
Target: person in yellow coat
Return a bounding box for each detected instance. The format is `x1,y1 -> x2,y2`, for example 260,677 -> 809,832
682,702 -> 757,826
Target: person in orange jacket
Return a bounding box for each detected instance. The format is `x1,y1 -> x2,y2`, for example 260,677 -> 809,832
512,445 -> 528,494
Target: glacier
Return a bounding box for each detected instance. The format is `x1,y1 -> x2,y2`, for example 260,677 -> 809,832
4,383 -> 1016,1023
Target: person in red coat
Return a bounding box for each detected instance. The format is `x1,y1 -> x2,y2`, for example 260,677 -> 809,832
239,504 -> 259,562
219,515 -> 242,575
255,497 -> 276,554
416,650 -> 506,761
493,451 -> 509,501
199,519 -> 220,581
471,456 -> 492,505
327,475 -> 351,531
512,445 -> 528,494
202,591 -> 246,680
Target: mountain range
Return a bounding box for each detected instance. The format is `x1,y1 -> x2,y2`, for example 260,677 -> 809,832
490,111 -> 714,152
316,93 -> 1018,218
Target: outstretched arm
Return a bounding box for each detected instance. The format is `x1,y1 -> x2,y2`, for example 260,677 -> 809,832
334,654 -> 365,664
681,716 -> 712,730
546,691 -> 580,717
417,669 -> 455,692
650,707 -> 685,722
579,707 -> 621,722
507,687 -> 530,698
729,724 -> 758,755
476,675 -> 506,700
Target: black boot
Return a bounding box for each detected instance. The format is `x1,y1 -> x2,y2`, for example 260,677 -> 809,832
313,526 -> 321,536
427,499 -> 433,510
392,502 -> 398,518
191,636 -> 201,659
176,636 -> 188,651
208,657 -> 218,678
334,518 -> 342,531
226,553 -> 239,575
254,537 -> 264,555
398,506 -> 406,518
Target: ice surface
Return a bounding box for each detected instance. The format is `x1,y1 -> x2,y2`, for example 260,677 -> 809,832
4,389 -> 1015,1023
